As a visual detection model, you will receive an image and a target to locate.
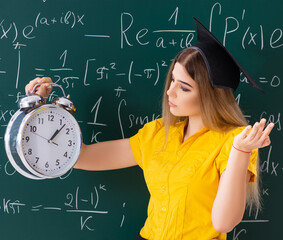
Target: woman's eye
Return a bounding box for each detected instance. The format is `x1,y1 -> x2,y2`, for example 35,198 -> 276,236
180,85 -> 190,92
171,77 -> 175,82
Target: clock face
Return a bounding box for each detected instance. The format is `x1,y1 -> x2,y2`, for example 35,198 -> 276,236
18,105 -> 81,178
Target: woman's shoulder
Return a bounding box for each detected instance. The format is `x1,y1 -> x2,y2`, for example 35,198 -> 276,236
144,118 -> 164,128
137,118 -> 164,135
132,118 -> 165,144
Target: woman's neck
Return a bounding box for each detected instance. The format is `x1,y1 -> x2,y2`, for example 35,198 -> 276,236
183,116 -> 205,141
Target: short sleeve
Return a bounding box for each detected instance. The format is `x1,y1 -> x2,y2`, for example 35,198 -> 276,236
129,119 -> 164,170
130,130 -> 143,168
215,132 -> 258,183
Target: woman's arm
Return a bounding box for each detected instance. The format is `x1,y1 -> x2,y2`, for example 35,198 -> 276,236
211,149 -> 252,233
75,139 -> 137,170
212,119 -> 274,233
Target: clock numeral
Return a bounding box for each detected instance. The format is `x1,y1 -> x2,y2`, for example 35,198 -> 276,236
38,118 -> 44,124
30,126 -> 37,133
28,148 -> 32,155
66,128 -> 70,135
45,162 -> 49,168
35,157 -> 39,163
48,115 -> 54,122
25,136 -> 30,142
68,140 -> 72,146
60,119 -> 63,126
56,159 -> 60,166
64,152 -> 68,158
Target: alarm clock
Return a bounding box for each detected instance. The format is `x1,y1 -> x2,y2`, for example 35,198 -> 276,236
4,83 -> 82,179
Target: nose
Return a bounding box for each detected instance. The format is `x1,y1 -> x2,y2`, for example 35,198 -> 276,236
167,81 -> 176,98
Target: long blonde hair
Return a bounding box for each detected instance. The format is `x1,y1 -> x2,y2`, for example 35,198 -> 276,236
162,48 -> 261,211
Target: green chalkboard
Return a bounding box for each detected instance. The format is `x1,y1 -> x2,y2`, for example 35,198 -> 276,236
0,0 -> 282,239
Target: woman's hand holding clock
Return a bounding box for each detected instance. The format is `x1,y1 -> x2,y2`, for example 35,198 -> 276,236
25,77 -> 53,98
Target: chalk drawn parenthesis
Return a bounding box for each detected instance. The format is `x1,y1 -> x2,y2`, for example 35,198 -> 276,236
71,11 -> 76,28
12,22 -> 18,43
4,160 -> 17,176
118,99 -> 126,139
15,50 -> 21,89
242,26 -> 250,50
59,168 -> 73,180
94,186 -> 99,209
154,62 -> 159,86
35,12 -> 41,28
128,61 -> 133,84
233,228 -> 247,238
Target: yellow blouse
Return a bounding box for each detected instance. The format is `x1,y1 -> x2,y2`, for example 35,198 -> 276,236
130,118 -> 257,240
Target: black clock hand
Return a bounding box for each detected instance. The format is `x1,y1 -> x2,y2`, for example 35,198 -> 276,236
31,132 -> 58,146
49,124 -> 66,142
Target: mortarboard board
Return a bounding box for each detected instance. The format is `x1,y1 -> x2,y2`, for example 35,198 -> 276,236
189,17 -> 263,92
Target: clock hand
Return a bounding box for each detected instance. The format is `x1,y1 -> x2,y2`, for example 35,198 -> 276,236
31,132 -> 58,146
49,124 -> 66,142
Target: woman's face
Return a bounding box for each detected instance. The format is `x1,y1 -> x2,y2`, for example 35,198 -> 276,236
167,62 -> 201,118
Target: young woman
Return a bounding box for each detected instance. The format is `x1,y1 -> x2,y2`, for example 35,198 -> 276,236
25,19 -> 274,240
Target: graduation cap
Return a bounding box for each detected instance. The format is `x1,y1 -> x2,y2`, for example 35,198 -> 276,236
189,17 -> 263,92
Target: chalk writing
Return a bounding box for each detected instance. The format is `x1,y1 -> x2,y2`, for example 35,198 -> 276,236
0,1 -> 281,240
0,185 -> 120,231
210,2 -> 283,50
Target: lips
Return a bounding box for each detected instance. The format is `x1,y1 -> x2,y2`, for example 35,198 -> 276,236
168,100 -> 177,107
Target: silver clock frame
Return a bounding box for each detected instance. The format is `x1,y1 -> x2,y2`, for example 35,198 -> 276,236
5,104 -> 82,180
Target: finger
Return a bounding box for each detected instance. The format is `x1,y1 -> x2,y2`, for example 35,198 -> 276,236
252,118 -> 267,141
38,77 -> 52,84
261,136 -> 271,148
33,77 -> 50,90
257,118 -> 266,134
259,122 -> 274,142
247,122 -> 260,140
25,78 -> 41,94
240,125 -> 252,139
36,83 -> 52,98
25,85 -> 29,94
30,78 -> 45,93
27,77 -> 53,96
